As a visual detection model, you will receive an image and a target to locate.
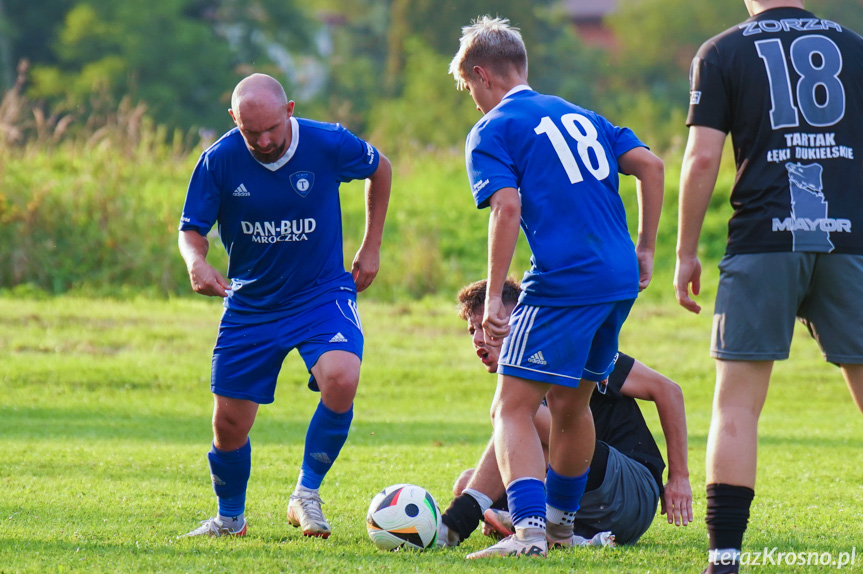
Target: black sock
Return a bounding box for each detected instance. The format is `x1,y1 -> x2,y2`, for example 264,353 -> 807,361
490,493 -> 508,511
706,483 -> 754,553
441,493 -> 483,542
703,563 -> 740,574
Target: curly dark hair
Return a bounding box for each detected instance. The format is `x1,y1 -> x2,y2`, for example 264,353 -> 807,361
456,277 -> 521,320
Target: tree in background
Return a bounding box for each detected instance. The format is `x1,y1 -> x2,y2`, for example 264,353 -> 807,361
0,0 -> 14,91
318,0 -> 604,149
6,0 -> 860,151
4,0 -> 319,133
604,0 -> 863,152
297,0 -> 389,130
0,0 -> 69,92
386,0 -> 604,107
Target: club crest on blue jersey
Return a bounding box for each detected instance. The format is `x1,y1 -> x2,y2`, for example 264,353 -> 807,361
290,172 -> 315,197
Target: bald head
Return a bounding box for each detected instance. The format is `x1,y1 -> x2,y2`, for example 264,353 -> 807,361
230,73 -> 288,119
229,73 -> 294,164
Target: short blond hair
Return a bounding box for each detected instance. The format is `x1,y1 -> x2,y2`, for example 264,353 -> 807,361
448,16 -> 528,91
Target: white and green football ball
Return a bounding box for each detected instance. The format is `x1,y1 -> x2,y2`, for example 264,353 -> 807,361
366,483 -> 441,551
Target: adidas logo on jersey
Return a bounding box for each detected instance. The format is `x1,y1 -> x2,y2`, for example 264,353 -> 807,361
329,332 -> 348,343
232,183 -> 250,197
527,351 -> 547,366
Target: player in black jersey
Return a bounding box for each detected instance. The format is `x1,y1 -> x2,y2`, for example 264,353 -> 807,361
437,279 -> 692,549
675,2 -> 863,573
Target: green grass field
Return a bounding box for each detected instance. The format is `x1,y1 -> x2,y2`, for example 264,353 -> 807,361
1,294 -> 861,573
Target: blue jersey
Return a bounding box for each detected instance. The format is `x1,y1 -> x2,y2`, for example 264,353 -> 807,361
466,87 -> 645,306
180,117 -> 379,322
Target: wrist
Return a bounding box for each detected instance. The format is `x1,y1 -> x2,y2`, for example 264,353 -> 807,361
667,469 -> 690,480
188,257 -> 210,273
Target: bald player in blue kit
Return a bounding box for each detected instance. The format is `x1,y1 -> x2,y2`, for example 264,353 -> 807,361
448,16 -> 665,559
178,73 -> 391,539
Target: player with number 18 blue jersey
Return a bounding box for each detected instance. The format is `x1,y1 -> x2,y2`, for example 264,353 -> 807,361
467,87 -> 647,307
449,16 -> 664,560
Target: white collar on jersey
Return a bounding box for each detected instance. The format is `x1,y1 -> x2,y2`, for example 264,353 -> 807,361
487,84 -> 532,115
502,84 -> 532,100
254,116 -> 300,172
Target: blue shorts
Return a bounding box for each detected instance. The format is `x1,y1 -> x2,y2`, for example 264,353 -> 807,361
498,300 -> 635,388
211,298 -> 364,404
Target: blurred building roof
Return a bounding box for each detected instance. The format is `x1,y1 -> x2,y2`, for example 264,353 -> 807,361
564,0 -> 618,20
563,0 -> 619,50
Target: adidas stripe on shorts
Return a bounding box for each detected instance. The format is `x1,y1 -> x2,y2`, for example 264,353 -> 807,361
497,299 -> 635,388
211,298 -> 364,403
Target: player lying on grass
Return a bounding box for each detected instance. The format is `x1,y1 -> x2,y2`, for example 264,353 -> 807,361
437,279 -> 693,549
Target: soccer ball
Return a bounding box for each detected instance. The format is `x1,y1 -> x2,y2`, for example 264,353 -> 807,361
366,483 -> 441,551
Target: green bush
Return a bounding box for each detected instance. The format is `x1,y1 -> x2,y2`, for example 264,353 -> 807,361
1,121 -> 735,301
0,126 -> 215,296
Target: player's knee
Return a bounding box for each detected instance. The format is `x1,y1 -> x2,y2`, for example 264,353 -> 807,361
315,357 -> 360,391
212,415 -> 250,449
490,397 -> 507,426
322,370 -> 359,395
453,468 -> 475,496
547,385 -> 591,415
316,367 -> 359,412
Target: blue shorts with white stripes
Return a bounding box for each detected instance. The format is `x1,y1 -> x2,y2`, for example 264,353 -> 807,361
211,298 -> 364,403
497,299 -> 635,388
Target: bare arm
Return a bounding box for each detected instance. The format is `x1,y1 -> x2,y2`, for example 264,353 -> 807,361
619,360 -> 693,526
483,187 -> 521,344
351,153 -> 392,292
674,126 -> 726,314
618,146 -> 664,291
178,229 -> 230,297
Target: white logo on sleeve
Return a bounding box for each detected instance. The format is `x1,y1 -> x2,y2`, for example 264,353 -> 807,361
527,351 -> 547,366
232,183 -> 250,197
329,333 -> 348,343
472,179 -> 490,193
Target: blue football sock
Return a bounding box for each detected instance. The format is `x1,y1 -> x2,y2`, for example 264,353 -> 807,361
506,477 -> 546,529
298,402 -> 353,490
546,465 -> 589,522
207,440 -> 251,518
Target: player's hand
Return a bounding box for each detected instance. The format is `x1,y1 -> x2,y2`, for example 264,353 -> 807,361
351,245 -> 381,293
188,260 -> 230,298
660,474 -> 693,526
673,255 -> 702,314
482,296 -> 510,346
636,247 -> 654,291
